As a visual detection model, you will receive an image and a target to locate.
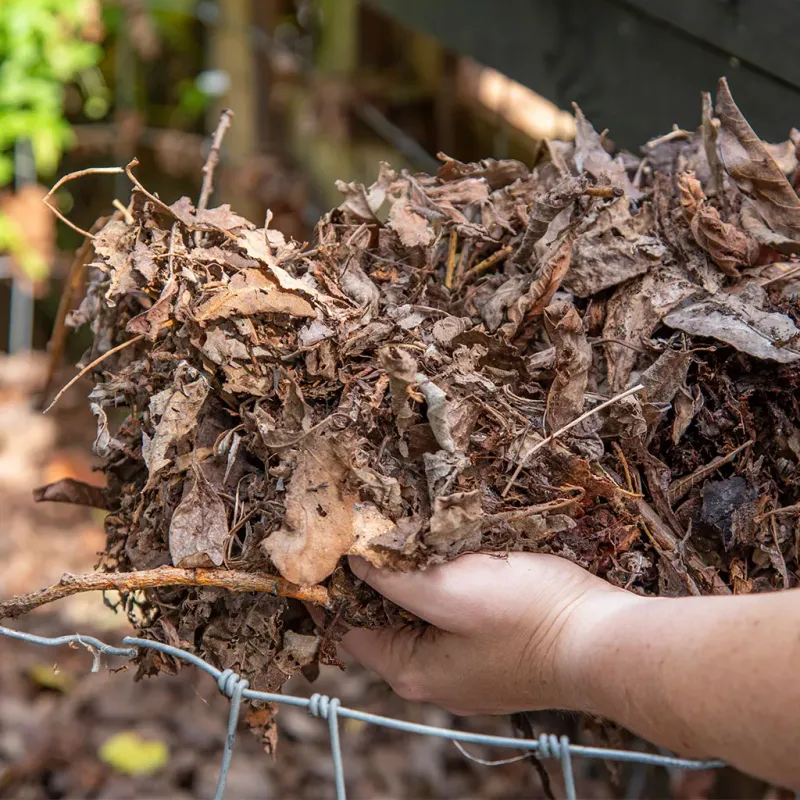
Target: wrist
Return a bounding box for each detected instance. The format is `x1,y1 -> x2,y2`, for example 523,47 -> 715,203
555,586 -> 651,713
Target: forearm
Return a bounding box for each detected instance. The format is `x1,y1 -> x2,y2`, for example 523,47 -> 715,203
568,589 -> 800,789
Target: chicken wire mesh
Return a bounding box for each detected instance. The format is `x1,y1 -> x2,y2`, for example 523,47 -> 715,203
0,623 -> 725,800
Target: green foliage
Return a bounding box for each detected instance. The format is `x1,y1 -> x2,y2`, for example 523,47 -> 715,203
0,0 -> 107,277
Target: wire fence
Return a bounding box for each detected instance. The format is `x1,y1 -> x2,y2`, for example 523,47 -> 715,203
0,623 -> 725,800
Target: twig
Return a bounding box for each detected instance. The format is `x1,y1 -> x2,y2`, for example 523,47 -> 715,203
444,229 -> 458,289
43,335 -> 145,414
502,384 -> 644,497
43,166 -> 126,239
482,488 -> 585,529
198,109 -> 234,213
460,245 -> 513,284
760,263 -> 800,287
124,158 -> 176,218
667,440 -> 753,506
40,230 -> 100,406
112,198 -> 134,224
0,566 -> 331,620
754,503 -> 800,523
633,498 -> 730,595
583,186 -> 624,198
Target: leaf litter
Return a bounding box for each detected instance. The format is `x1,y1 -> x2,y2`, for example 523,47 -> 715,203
14,78 -> 800,745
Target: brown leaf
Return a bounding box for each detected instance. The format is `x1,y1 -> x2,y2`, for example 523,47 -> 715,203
639,349 -> 692,405
169,465 -> 228,567
564,197 -> 665,297
426,490 -> 483,556
572,104 -> 640,199
677,171 -> 758,277
127,273 -> 177,340
95,220 -> 136,303
672,384 -> 704,444
387,202 -> 434,248
200,326 -> 250,364
379,346 -> 419,434
143,377 -> 210,479
262,434 -> 356,586
195,268 -> 315,321
437,152 -> 529,190
505,236 -> 573,338
603,267 -> 695,392
33,478 -> 110,510
716,77 -> 800,253
544,301 -> 591,432
416,377 -> 456,453
196,204 -> 251,232
336,162 -> 394,220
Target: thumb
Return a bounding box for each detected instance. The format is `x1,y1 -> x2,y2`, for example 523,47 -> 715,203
348,555 -> 463,631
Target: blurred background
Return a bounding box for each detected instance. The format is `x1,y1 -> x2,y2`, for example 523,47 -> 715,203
1,1 -> 795,797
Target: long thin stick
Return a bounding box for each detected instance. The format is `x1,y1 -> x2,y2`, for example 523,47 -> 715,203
198,108 -> 234,213
0,566 -> 331,620
460,245 -> 513,284
43,335 -> 144,414
43,166 -> 126,239
444,229 -> 458,289
501,384 -> 645,497
755,503 -> 800,523
40,232 -> 98,405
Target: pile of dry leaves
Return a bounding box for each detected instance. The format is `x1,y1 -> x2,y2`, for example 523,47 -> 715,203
4,79 -> 800,728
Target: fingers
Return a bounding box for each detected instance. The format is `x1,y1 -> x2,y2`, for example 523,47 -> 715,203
340,625 -> 433,704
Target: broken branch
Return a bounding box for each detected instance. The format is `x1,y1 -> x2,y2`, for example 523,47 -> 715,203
198,108 -> 234,213
0,566 -> 331,620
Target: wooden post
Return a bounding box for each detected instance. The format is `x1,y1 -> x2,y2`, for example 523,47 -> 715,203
208,0 -> 259,219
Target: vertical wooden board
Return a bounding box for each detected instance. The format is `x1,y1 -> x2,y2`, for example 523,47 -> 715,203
618,0 -> 800,88
364,0 -> 800,148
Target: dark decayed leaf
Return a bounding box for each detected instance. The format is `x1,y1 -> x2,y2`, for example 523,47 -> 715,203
543,301 -> 591,433
33,478 -> 110,510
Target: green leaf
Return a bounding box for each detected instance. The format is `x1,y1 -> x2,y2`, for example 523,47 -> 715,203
98,731 -> 170,776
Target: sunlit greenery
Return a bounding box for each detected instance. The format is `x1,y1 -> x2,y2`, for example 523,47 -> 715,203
0,0 -> 108,278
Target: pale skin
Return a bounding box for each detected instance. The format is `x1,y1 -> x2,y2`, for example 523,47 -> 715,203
342,553 -> 800,791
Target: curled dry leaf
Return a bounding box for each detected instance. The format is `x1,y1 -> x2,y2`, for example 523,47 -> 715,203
677,171 -> 758,277
33,478 -> 110,510
716,77 -> 800,253
143,377 -> 210,479
543,301 -> 591,433
169,465 -> 229,568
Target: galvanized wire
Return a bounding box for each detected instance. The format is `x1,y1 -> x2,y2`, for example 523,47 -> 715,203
0,623 -> 725,799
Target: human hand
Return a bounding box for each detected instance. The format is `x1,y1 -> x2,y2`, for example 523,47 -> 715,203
342,552 -> 638,716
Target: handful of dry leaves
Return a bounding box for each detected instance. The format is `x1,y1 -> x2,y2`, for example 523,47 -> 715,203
5,79 -> 800,726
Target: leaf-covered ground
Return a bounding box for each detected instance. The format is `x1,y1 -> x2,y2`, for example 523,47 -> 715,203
20,78 -> 800,747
